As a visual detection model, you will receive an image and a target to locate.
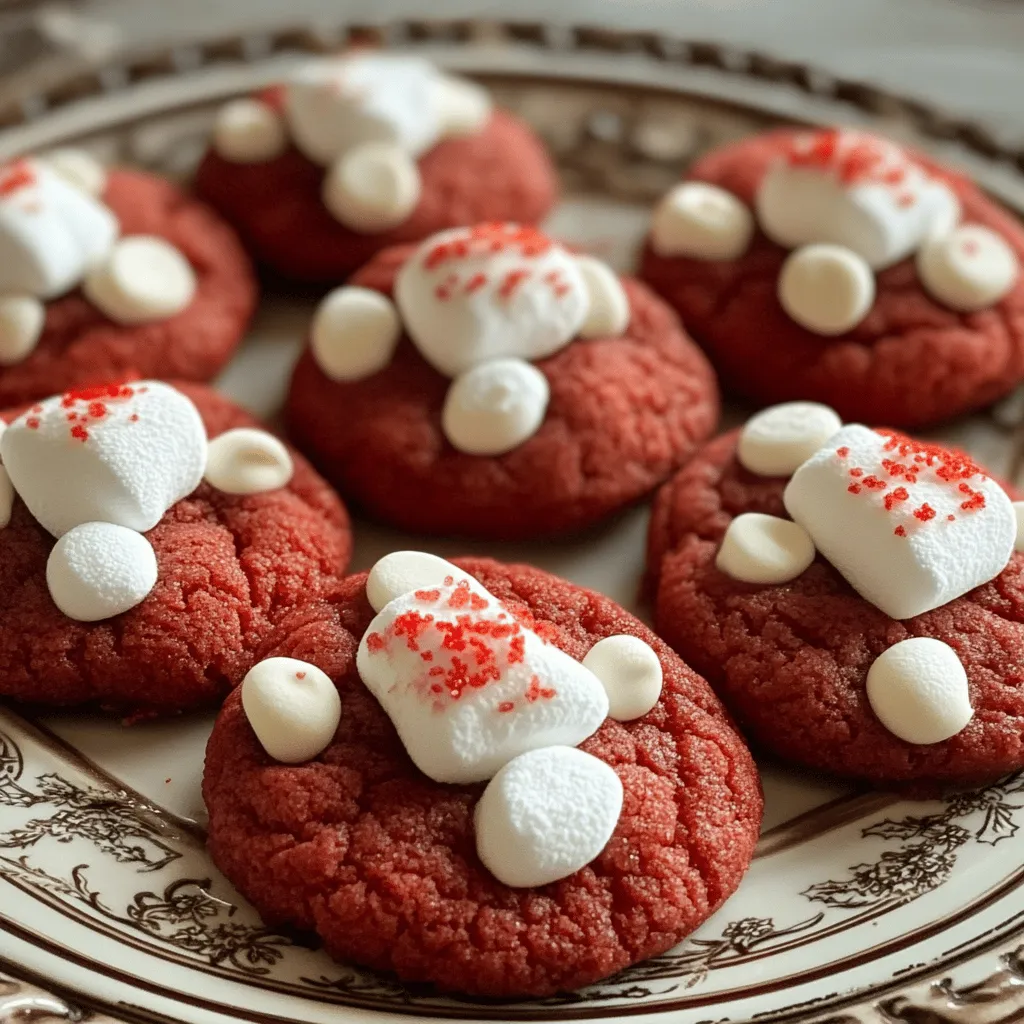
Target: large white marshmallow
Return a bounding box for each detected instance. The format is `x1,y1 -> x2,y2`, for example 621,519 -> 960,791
394,224 -> 588,378
737,401 -> 843,477
756,130 -> 959,270
784,424 -> 1015,619
474,746 -> 622,888
0,158 -> 119,299
1,381 -> 207,538
357,575 -> 609,784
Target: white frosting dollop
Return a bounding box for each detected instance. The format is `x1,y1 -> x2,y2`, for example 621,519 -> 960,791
474,746 -> 622,888
40,148 -> 107,197
916,225 -> 1019,312
212,98 -> 288,164
0,158 -> 119,299
866,637 -> 973,744
356,573 -> 608,784
756,129 -> 959,270
204,428 -> 293,496
581,634 -> 663,722
784,424 -> 1015,619
778,244 -> 876,335
0,294 -> 44,365
241,657 -> 341,763
311,285 -> 401,382
46,521 -> 158,622
716,512 -> 816,585
394,224 -> 588,378
83,235 -> 197,325
442,358 -> 549,456
321,140 -> 422,233
1,381 -> 207,538
738,402 -> 843,477
650,182 -> 754,261
575,255 -> 630,338
365,551 -> 471,613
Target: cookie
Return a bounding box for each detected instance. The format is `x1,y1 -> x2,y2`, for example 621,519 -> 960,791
287,224 -> 719,538
194,54 -> 557,282
0,381 -> 351,716
203,554 -> 762,998
0,153 -> 256,407
648,401 -> 1024,787
640,128 -> 1024,428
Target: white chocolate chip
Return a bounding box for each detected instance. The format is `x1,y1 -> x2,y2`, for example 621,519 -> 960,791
582,634 -> 663,722
716,512 -> 816,585
866,637 -> 973,745
40,148 -> 107,197
650,182 -> 754,261
0,294 -> 44,365
434,76 -> 492,137
365,550 -> 467,613
1013,501 -> 1024,553
916,225 -> 1019,312
738,402 -> 843,477
322,141 -> 421,233
778,243 -> 875,336
212,98 -> 288,164
0,466 -> 14,528
475,746 -> 623,888
46,522 -> 158,622
575,255 -> 630,338
442,357 -> 549,456
310,286 -> 401,382
241,657 -> 341,764
83,236 -> 197,325
204,428 -> 293,496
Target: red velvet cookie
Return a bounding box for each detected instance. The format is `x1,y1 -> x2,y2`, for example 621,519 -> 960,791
0,382 -> 351,716
203,557 -> 762,998
287,229 -> 719,539
0,164 -> 256,407
648,424 -> 1024,788
640,128 -> 1024,428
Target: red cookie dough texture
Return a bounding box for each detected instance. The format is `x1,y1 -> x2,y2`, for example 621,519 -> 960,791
0,170 -> 257,408
203,558 -> 762,998
194,100 -> 559,282
640,129 -> 1024,428
287,244 -> 720,538
0,383 -> 352,716
648,428 -> 1024,788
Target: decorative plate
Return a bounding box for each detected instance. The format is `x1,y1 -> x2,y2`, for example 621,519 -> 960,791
3,19 -> 1024,1024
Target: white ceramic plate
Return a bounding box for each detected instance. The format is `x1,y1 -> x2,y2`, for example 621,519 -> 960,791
2,20 -> 1024,1024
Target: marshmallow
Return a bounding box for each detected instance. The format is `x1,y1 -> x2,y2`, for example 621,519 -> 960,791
204,428 -> 293,496
1015,501 -> 1024,553
916,225 -> 1019,312
575,256 -> 630,338
241,657 -> 341,764
784,424 -> 1016,619
212,98 -> 288,163
1,381 -> 207,538
738,402 -> 843,477
40,148 -> 107,197
582,635 -> 663,721
83,236 -> 196,325
0,466 -> 13,528
365,551 -> 470,613
321,141 -> 421,233
46,521 -> 158,621
866,637 -> 973,744
0,158 -> 119,299
310,286 -> 401,382
395,224 -> 588,377
357,576 -> 609,784
0,294 -> 44,365
442,358 -> 549,456
284,54 -> 442,166
474,746 -> 622,888
433,76 -> 492,138
716,512 -> 816,585
650,182 -> 754,261
756,129 -> 959,270
778,244 -> 875,336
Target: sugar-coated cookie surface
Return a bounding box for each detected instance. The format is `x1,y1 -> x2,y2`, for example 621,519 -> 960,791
0,383 -> 351,715
0,169 -> 256,407
640,129 -> 1024,428
203,559 -> 762,998
648,428 -> 1024,787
